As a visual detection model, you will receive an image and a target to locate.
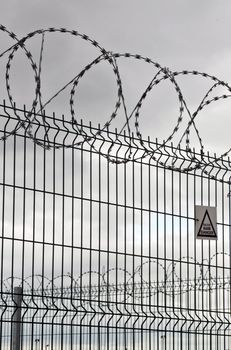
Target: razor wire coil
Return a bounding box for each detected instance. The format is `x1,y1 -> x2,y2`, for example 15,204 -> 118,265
1,25 -> 231,172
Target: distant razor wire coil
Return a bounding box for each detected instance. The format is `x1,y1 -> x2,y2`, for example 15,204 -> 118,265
1,25 -> 231,171
1,253 -> 230,305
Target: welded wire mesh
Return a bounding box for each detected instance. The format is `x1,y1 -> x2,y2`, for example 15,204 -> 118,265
0,103 -> 231,349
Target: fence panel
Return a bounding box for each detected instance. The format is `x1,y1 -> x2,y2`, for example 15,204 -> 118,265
0,103 -> 231,349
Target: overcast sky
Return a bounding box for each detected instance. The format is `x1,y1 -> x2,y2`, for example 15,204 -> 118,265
1,0 -> 231,70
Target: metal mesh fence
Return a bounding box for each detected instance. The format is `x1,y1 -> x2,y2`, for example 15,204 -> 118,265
0,103 -> 231,349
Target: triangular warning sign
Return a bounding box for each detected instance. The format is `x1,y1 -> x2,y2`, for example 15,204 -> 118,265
197,209 -> 217,238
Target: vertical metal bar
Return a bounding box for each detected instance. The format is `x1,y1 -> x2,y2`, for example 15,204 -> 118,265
115,142 -> 119,350
106,140 -> 110,350
12,286 -> 23,350
20,112 -> 27,350
131,147 -> 136,350
123,152 -> 128,350
163,162 -> 167,347
171,164 -> 175,350
97,136 -> 101,350
60,122 -> 65,350
80,139 -> 84,350
193,167 -> 198,350
0,108 -> 7,350
200,169 -> 205,350
31,121 -> 37,350
11,129 -> 17,349
89,132 -> 93,350
41,124 -> 47,350
148,150 -> 152,350
156,156 -> 160,350
51,118 -> 57,350
70,128 -> 75,350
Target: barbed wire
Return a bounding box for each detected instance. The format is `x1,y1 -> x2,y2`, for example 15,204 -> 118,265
1,25 -> 231,172
1,253 -> 230,307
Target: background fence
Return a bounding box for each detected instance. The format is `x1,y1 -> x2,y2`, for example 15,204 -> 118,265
0,102 -> 231,349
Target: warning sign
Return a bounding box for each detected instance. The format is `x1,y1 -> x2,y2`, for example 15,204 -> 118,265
195,205 -> 217,240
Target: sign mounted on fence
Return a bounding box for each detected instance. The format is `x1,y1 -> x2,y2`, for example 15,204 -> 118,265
195,205 -> 217,240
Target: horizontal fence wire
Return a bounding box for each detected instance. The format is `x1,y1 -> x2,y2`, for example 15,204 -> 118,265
0,102 -> 231,350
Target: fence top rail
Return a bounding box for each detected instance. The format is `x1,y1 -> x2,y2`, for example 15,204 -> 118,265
0,102 -> 231,182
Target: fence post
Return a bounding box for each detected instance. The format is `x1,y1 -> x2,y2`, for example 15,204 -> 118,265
12,286 -> 23,350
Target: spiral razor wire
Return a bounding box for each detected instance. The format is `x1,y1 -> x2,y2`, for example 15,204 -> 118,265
1,25 -> 231,172
1,253 -> 230,307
